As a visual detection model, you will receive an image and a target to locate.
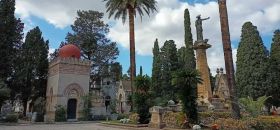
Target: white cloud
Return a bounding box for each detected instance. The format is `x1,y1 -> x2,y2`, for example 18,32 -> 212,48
108,0 -> 280,74
15,0 -> 280,74
15,0 -> 106,28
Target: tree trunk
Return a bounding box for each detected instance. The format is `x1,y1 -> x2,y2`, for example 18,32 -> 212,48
128,7 -> 136,111
218,0 -> 241,119
23,99 -> 28,117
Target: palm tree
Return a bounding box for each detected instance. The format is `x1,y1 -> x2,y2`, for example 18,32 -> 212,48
172,69 -> 202,124
218,0 -> 241,119
104,0 -> 157,95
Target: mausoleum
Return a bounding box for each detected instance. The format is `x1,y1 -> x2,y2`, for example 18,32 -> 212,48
45,44 -> 91,122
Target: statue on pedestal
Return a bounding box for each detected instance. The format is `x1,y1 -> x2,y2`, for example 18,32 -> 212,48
195,15 -> 210,41
194,14 -> 212,108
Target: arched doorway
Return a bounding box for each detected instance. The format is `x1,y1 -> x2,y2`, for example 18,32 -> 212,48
67,99 -> 77,119
105,96 -> 111,112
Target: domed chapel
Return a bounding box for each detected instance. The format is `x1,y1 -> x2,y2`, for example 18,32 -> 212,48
45,44 -> 91,122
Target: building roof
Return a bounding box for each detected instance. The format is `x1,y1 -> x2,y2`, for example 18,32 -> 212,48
58,44 -> 81,59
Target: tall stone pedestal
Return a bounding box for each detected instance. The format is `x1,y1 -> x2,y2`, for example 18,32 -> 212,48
149,106 -> 166,129
194,40 -> 212,101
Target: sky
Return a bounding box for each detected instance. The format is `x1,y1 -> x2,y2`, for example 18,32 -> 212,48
15,0 -> 280,76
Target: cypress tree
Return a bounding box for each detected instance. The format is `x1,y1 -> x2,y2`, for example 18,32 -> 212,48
268,30 -> 280,106
184,8 -> 196,69
0,0 -> 24,80
151,39 -> 161,97
236,22 -> 269,99
161,40 -> 178,100
178,47 -> 186,68
270,30 -> 280,60
139,66 -> 143,76
20,27 -> 49,114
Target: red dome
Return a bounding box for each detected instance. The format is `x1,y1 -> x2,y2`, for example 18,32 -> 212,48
58,44 -> 81,59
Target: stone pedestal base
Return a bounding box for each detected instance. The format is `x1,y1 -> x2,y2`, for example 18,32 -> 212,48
194,40 -> 212,100
212,98 -> 224,109
211,98 -> 230,112
149,106 -> 165,129
198,105 -> 208,112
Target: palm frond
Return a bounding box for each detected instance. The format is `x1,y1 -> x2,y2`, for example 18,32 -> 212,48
239,95 -> 270,117
104,0 -> 157,23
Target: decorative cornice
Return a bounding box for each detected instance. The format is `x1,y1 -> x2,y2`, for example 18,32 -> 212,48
48,57 -> 91,76
193,40 -> 211,50
49,57 -> 91,68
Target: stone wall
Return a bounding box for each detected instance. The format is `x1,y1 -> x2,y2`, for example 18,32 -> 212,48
45,57 -> 90,122
149,106 -> 187,129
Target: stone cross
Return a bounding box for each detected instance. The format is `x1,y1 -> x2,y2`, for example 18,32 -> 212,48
195,15 -> 210,41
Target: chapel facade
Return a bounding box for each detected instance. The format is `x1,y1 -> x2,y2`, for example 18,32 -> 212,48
45,44 -> 91,122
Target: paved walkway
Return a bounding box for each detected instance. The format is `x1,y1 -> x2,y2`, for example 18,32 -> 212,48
0,123 -> 159,130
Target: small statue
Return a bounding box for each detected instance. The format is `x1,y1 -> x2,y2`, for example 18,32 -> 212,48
195,15 -> 210,41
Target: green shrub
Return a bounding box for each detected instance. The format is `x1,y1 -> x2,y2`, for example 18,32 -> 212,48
134,75 -> 152,124
55,105 -> 66,122
213,116 -> 280,130
81,94 -> 93,121
5,113 -> 18,123
172,69 -> 201,123
109,99 -> 117,114
239,96 -> 270,117
253,116 -> 280,130
199,112 -> 232,119
133,93 -> 151,124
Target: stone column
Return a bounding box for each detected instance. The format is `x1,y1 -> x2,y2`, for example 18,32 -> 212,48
194,40 -> 212,101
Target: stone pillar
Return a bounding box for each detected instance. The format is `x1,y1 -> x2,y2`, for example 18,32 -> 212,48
194,40 -> 212,101
149,106 -> 165,129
